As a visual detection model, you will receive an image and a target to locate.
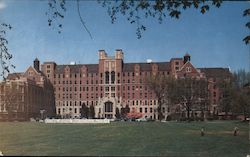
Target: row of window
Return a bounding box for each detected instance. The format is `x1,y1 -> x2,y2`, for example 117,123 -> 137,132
53,78 -> 146,85
56,85 -> 148,92
57,107 -> 79,115
57,91 -> 154,99
57,100 -> 98,107
51,71 -> 171,79
56,99 -> 158,108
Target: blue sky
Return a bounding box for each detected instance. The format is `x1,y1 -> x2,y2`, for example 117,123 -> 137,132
0,0 -> 249,73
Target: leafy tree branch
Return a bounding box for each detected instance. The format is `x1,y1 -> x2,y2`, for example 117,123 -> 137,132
0,23 -> 15,79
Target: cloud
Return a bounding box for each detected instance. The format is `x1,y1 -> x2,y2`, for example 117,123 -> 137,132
0,0 -> 7,10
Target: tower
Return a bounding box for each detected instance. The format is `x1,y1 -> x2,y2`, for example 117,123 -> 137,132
183,53 -> 191,64
34,58 -> 40,72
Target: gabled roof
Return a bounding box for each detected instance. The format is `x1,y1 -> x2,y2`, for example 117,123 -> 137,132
24,66 -> 40,75
179,61 -> 199,74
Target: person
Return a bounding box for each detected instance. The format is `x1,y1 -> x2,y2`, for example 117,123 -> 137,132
234,126 -> 239,136
201,127 -> 205,136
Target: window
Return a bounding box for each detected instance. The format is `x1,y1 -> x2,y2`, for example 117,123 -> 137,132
140,108 -> 142,113
111,71 -> 115,84
145,108 -> 147,113
175,62 -> 179,65
105,71 -> 109,84
105,86 -> 109,92
186,67 -> 191,72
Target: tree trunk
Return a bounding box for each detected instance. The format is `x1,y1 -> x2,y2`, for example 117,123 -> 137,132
187,105 -> 190,120
158,98 -> 163,121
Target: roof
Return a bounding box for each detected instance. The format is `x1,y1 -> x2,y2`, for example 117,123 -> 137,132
198,68 -> 232,79
55,64 -> 98,73
7,73 -> 23,80
54,62 -> 171,73
170,58 -> 182,60
123,62 -> 171,72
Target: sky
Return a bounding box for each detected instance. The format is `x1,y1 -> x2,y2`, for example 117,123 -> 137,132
0,0 -> 249,74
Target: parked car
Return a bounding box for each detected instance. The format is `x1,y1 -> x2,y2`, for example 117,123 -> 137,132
136,118 -> 147,122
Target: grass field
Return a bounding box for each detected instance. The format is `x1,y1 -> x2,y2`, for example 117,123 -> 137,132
0,121 -> 249,156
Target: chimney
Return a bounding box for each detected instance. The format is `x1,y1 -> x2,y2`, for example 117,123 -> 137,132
99,50 -> 107,59
115,49 -> 123,60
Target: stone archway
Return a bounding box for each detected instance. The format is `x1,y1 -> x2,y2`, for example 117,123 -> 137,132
104,101 -> 113,119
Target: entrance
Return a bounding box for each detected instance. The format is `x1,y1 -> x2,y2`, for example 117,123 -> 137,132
104,101 -> 113,119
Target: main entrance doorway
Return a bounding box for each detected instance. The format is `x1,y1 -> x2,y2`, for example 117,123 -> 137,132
104,101 -> 113,119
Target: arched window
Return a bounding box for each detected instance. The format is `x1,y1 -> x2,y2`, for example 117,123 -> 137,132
111,71 -> 115,84
105,71 -> 109,84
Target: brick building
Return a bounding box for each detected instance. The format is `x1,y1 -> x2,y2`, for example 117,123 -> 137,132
0,59 -> 55,121
40,49 -> 231,120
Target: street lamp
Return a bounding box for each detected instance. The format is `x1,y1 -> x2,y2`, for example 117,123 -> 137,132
40,109 -> 45,120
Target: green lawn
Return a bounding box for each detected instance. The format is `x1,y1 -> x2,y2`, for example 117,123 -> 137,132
0,121 -> 249,156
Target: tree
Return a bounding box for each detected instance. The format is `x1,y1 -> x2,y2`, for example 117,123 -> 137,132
80,104 -> 89,118
120,105 -> 130,119
115,107 -> 121,119
0,23 -> 15,79
146,75 -> 175,120
0,81 -> 21,121
125,104 -> 130,114
231,70 -> 250,120
45,0 -> 249,44
218,78 -> 235,118
89,104 -> 95,119
169,78 -> 209,120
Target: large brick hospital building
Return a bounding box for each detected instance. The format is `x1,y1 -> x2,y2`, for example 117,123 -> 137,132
0,49 -> 231,120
